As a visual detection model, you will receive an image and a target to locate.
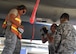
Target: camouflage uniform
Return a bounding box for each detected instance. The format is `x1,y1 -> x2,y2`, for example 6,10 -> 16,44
48,33 -> 55,54
55,21 -> 76,54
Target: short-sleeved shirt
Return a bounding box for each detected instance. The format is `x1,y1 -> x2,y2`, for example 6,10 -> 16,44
6,9 -> 18,25
8,9 -> 18,17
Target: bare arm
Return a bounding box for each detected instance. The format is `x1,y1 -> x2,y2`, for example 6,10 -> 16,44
9,14 -> 21,27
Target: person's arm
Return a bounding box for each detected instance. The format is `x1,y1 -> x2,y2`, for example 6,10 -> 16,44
60,24 -> 71,39
8,9 -> 22,27
41,34 -> 48,43
9,14 -> 21,27
46,33 -> 54,43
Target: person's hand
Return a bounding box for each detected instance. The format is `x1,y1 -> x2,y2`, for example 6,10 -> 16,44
41,33 -> 45,36
19,25 -> 24,29
42,27 -> 48,34
18,25 -> 24,33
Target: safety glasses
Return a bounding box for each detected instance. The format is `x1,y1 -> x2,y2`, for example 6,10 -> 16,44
23,10 -> 26,15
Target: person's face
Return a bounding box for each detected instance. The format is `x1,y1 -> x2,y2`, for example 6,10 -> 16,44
60,18 -> 66,23
50,26 -> 56,33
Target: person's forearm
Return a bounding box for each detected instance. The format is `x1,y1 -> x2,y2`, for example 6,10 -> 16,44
11,19 -> 21,27
9,14 -> 21,27
46,33 -> 54,42
41,36 -> 47,43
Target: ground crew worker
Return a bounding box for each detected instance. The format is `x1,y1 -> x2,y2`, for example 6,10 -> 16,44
55,13 -> 76,54
1,5 -> 27,54
40,24 -> 58,54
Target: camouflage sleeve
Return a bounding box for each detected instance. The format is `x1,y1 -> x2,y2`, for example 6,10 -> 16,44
60,24 -> 71,39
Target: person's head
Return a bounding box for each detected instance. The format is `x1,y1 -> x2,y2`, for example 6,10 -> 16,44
60,13 -> 69,23
16,5 -> 27,15
50,23 -> 58,33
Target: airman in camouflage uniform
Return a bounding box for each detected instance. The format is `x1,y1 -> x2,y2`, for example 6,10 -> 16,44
40,24 -> 58,54
55,13 -> 76,54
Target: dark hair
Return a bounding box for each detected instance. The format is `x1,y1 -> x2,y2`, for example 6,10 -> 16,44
51,23 -> 58,29
17,5 -> 27,10
60,13 -> 69,20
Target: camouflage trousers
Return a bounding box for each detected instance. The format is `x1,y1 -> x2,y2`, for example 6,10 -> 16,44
55,51 -> 75,54
1,27 -> 21,54
48,44 -> 55,54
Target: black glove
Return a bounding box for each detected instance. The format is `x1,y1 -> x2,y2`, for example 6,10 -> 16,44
41,33 -> 45,36
42,27 -> 48,34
